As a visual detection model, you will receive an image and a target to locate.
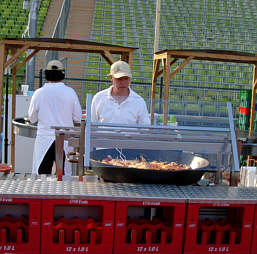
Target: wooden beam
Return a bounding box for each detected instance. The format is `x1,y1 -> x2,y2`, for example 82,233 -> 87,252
126,52 -> 133,68
103,50 -> 116,64
1,39 -> 136,54
101,53 -> 113,66
0,43 -> 6,133
170,56 -> 194,78
152,59 -> 161,86
150,59 -> 161,124
120,53 -> 129,64
249,65 -> 257,135
170,58 -> 178,66
166,50 -> 257,63
15,49 -> 39,71
154,52 -> 170,60
156,58 -> 178,78
4,45 -> 30,69
253,77 -> 257,89
163,56 -> 171,125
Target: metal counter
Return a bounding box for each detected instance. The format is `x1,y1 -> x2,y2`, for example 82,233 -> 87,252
0,174 -> 257,204
0,174 -> 185,202
179,185 -> 257,204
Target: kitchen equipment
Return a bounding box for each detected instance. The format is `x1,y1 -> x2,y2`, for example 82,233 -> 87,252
13,117 -> 37,138
90,148 -> 216,185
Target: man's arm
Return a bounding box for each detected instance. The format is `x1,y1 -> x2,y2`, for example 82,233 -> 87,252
72,94 -> 82,123
28,92 -> 39,123
91,96 -> 98,122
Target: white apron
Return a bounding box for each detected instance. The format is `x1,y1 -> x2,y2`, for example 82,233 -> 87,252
32,135 -> 72,175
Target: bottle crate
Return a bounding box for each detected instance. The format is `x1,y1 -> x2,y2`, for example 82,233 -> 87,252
239,89 -> 252,103
239,106 -> 251,116
239,100 -> 251,108
41,199 -> 115,254
183,203 -> 255,254
238,114 -> 250,131
249,204 -> 257,254
113,200 -> 186,254
0,198 -> 41,254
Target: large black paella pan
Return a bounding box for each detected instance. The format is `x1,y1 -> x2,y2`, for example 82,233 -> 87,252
90,148 -> 216,185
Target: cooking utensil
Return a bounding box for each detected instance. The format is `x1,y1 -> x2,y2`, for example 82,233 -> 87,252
90,148 -> 217,185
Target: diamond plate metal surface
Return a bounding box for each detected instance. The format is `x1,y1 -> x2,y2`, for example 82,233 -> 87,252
1,174 -> 257,204
179,186 -> 257,204
0,174 -> 185,202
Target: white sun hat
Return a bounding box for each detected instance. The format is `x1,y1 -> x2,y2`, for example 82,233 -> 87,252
110,60 -> 132,78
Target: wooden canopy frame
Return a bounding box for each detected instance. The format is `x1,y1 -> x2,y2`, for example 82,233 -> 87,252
151,49 -> 257,132
0,38 -> 136,170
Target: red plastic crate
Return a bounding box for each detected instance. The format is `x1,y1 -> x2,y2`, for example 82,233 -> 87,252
41,199 -> 115,254
249,205 -> 257,254
113,200 -> 186,254
183,203 -> 255,254
0,198 -> 41,254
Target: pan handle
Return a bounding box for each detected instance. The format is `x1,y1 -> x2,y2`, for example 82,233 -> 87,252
204,166 -> 221,171
66,152 -> 80,163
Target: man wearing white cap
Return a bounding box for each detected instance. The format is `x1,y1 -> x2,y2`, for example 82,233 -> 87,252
28,60 -> 82,175
91,60 -> 150,124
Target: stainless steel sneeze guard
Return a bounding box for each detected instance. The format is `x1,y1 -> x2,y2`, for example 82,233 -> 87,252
83,94 -> 239,174
51,95 -> 239,181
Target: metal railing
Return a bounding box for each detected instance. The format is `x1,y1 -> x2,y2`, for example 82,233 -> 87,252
45,0 -> 71,64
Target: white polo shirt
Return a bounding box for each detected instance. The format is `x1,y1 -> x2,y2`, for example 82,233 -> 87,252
91,86 -> 150,125
28,82 -> 82,136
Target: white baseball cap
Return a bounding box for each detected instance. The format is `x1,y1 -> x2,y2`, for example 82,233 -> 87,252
46,60 -> 64,70
110,60 -> 132,78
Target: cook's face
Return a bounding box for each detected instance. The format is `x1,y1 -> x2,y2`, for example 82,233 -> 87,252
111,76 -> 131,91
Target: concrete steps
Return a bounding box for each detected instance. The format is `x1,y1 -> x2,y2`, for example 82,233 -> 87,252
60,0 -> 95,102
35,0 -> 95,102
35,0 -> 64,83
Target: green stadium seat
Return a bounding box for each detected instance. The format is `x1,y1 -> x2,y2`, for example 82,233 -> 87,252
184,95 -> 197,103
185,103 -> 201,116
202,105 -> 217,117
169,102 -> 184,115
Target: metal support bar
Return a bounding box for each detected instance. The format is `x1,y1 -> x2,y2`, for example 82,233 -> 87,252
55,133 -> 64,181
78,120 -> 85,181
227,102 -> 240,171
84,94 -> 92,168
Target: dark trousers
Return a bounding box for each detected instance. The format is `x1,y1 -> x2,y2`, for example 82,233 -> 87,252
38,141 -> 65,174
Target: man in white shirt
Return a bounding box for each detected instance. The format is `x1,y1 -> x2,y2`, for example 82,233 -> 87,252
28,60 -> 82,175
91,60 -> 150,125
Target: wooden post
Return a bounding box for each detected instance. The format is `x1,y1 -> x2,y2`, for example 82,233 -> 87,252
128,51 -> 133,69
120,53 -> 130,66
247,65 -> 257,166
163,54 -> 170,125
0,43 -> 6,133
249,65 -> 257,135
150,59 -> 160,124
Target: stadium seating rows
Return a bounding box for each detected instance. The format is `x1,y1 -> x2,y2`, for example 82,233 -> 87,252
0,0 -> 255,119
0,0 -> 50,39
86,0 -> 257,117
0,0 -> 51,79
